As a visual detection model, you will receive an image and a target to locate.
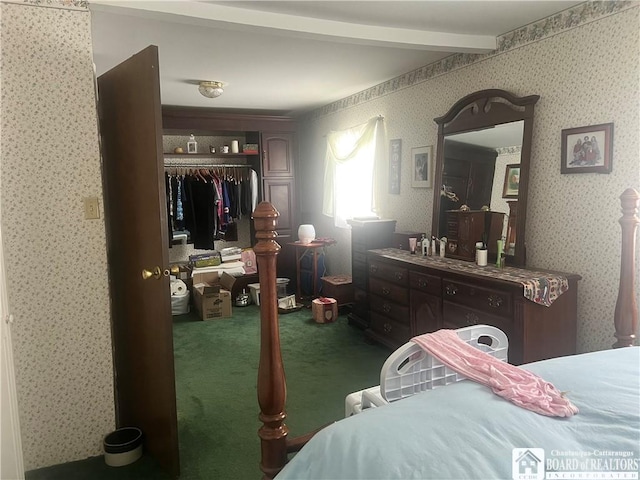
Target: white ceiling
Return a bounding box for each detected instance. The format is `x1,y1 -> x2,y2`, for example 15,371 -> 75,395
448,121 -> 525,149
89,0 -> 583,116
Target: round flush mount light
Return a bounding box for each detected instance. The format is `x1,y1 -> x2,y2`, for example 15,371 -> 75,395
198,81 -> 224,98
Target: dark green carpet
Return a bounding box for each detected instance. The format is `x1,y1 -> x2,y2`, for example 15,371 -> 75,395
26,305 -> 390,479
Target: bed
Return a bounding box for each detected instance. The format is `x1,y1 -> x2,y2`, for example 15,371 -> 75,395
251,188 -> 639,480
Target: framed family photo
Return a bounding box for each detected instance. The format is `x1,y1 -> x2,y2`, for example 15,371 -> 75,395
411,145 -> 433,188
560,123 -> 613,174
502,164 -> 520,199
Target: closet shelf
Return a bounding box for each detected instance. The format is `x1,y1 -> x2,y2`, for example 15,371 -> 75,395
163,153 -> 257,158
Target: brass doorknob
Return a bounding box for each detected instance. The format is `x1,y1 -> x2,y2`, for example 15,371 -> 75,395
142,266 -> 162,280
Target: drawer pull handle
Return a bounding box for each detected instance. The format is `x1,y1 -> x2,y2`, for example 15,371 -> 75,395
370,265 -> 378,273
382,303 -> 391,313
395,272 -> 404,280
488,295 -> 503,308
382,287 -> 390,295
465,313 -> 479,326
445,284 -> 458,296
383,323 -> 392,333
418,279 -> 428,288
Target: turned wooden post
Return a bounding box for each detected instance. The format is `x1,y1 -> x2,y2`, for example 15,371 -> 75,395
253,202 -> 288,479
613,188 -> 639,348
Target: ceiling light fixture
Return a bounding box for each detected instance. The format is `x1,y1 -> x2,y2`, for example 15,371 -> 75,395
198,81 -> 224,98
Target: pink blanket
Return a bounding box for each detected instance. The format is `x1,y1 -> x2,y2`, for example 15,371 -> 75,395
411,330 -> 578,417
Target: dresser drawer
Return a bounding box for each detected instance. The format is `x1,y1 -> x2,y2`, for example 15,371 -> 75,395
442,279 -> 512,318
369,277 -> 409,304
368,260 -> 408,286
370,295 -> 409,323
369,311 -> 411,346
353,250 -> 367,265
409,271 -> 441,295
352,241 -> 368,255
442,302 -> 512,335
352,264 -> 367,288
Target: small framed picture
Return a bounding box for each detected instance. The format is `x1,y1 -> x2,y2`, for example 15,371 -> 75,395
389,139 -> 402,194
561,123 -> 613,174
187,136 -> 198,154
502,164 -> 520,199
411,145 -> 433,188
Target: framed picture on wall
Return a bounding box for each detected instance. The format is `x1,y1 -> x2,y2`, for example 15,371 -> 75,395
389,139 -> 402,194
411,145 -> 433,188
502,164 -> 520,198
560,123 -> 613,174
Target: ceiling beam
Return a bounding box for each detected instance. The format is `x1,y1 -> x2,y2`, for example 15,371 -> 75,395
89,1 -> 496,54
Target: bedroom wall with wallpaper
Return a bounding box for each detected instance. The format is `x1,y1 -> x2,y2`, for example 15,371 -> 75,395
0,1 -> 114,471
298,3 -> 639,354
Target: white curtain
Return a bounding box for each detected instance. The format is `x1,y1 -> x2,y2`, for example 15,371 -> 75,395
322,116 -> 386,228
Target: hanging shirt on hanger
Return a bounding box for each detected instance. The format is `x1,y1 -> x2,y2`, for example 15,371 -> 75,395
250,169 -> 259,213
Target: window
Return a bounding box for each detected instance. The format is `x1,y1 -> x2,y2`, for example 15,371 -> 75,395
322,117 -> 384,228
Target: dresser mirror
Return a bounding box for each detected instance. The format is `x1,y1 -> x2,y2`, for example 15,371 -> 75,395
431,89 -> 540,267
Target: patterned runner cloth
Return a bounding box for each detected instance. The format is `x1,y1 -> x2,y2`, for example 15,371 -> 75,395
371,248 -> 570,307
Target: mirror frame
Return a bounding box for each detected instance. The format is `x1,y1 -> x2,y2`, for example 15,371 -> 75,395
431,89 -> 540,267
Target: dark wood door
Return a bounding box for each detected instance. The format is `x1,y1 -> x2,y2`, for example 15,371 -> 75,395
261,132 -> 294,176
262,178 -> 295,239
97,46 -> 179,478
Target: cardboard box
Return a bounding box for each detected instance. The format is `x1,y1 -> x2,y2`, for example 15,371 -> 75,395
192,271 -> 233,320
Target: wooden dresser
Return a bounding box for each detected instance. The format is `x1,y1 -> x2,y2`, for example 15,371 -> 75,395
365,248 -> 581,365
347,219 -> 397,328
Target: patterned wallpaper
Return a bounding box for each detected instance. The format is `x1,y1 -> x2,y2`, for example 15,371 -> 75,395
0,2 -> 114,470
298,5 -> 640,354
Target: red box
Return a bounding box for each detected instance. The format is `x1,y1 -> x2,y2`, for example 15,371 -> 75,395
312,298 -> 338,323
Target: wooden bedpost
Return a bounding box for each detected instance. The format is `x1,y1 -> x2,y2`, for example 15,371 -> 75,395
613,188 -> 639,348
253,202 -> 288,479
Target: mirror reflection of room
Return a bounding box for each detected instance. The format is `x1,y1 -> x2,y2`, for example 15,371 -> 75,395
439,121 -> 523,260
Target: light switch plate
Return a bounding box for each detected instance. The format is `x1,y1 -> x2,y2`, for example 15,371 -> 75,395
84,197 -> 100,219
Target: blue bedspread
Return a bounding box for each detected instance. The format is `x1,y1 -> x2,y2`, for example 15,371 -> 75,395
276,347 -> 640,480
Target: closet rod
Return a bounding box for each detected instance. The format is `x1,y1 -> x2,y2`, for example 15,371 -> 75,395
163,163 -> 251,168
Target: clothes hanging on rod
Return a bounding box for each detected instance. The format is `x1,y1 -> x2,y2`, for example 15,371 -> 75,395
164,165 -> 257,250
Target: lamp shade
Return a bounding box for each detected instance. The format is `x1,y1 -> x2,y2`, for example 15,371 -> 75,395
297,224 -> 315,244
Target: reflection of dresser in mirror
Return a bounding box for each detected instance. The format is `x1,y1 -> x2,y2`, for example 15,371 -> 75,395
438,140 -> 498,236
505,201 -> 518,255
446,210 -> 505,260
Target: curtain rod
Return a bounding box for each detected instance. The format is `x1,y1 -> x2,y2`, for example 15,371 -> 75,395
323,114 -> 384,138
164,163 -> 252,168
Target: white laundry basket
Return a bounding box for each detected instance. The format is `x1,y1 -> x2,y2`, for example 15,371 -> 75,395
344,325 -> 509,416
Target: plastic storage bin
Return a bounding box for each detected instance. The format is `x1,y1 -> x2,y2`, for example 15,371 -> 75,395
344,325 -> 509,417
248,278 -> 290,306
170,279 -> 190,315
